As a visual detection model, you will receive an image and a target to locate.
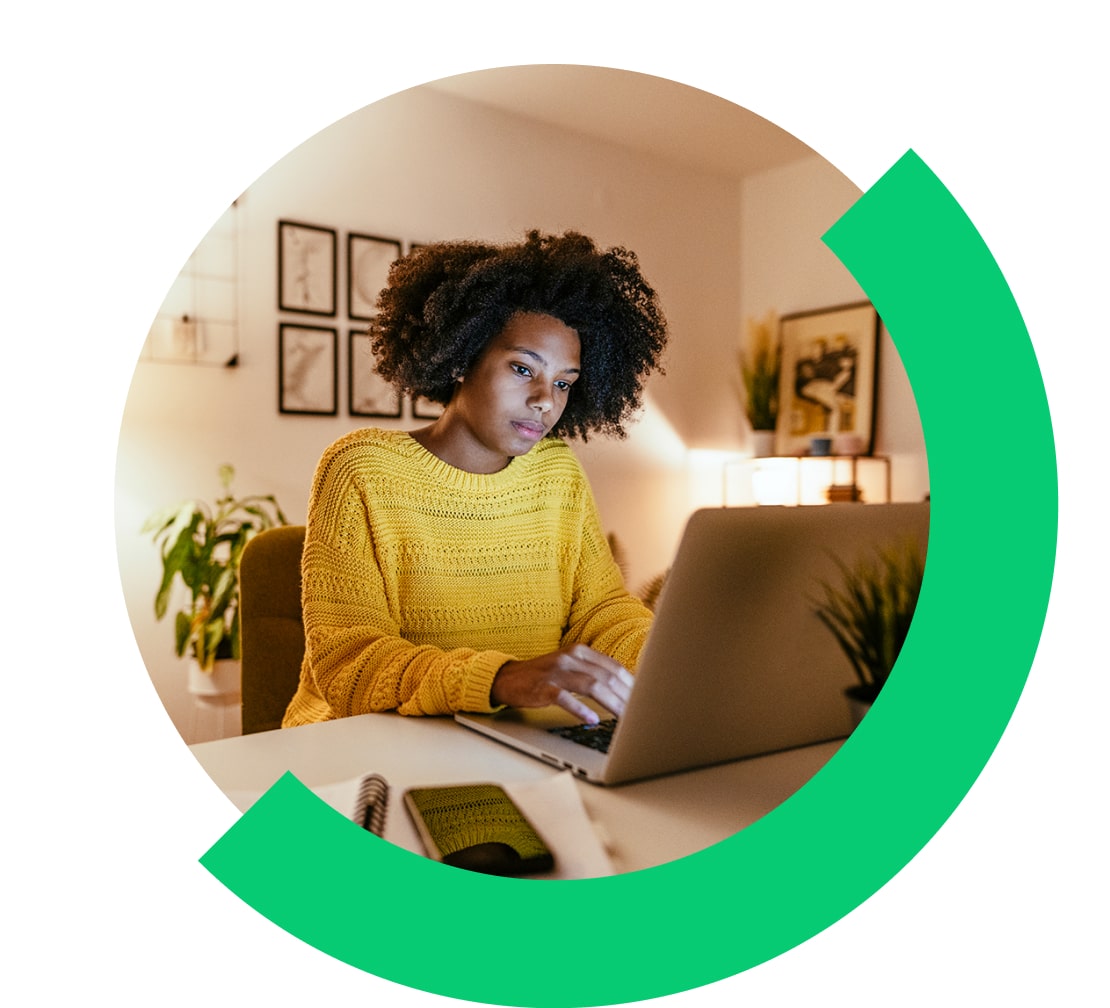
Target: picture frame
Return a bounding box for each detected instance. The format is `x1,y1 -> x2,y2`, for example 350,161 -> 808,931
279,323 -> 337,415
349,330 -> 402,418
775,301 -> 879,456
348,232 -> 402,320
412,395 -> 445,420
278,220 -> 337,316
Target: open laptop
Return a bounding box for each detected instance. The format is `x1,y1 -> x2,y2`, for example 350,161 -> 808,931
455,502 -> 930,785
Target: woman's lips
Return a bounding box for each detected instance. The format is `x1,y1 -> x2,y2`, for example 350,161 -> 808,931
511,420 -> 545,441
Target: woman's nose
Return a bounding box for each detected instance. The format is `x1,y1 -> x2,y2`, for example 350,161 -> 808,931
528,389 -> 552,413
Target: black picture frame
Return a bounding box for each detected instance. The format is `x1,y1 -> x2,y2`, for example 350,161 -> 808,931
349,329 -> 402,418
347,233 -> 402,320
279,323 -> 337,415
412,395 -> 445,420
774,301 -> 880,456
278,220 -> 337,316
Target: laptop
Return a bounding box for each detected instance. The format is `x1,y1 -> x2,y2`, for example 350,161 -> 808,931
455,502 -> 930,785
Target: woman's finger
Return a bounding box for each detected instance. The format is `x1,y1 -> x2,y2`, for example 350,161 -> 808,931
557,650 -> 633,717
554,688 -> 601,724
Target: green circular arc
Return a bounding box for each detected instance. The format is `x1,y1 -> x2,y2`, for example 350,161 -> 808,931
199,150 -> 1057,1006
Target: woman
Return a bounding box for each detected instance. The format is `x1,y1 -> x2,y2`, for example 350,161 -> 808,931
282,230 -> 668,728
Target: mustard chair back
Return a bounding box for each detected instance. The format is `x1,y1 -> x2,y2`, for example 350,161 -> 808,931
239,525 -> 306,734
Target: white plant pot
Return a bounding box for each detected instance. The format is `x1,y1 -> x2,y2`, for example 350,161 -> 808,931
187,657 -> 241,700
187,657 -> 242,743
750,429 -> 776,458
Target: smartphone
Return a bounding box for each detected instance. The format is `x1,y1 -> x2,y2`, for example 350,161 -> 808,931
403,782 -> 555,876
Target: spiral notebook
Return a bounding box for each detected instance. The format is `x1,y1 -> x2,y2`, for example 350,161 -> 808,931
221,770 -> 613,877
225,772 -> 391,836
350,773 -> 390,836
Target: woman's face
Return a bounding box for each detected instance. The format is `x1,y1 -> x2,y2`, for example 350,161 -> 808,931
443,311 -> 581,472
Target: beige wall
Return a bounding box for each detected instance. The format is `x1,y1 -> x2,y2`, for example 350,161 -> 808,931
116,81 -> 926,741
740,157 -> 929,503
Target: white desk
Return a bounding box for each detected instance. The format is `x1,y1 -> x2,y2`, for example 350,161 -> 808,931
190,713 -> 842,875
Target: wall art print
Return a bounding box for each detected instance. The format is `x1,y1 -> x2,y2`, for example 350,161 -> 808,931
775,301 -> 879,456
348,330 -> 402,418
278,220 -> 337,316
279,323 -> 337,416
348,233 -> 402,321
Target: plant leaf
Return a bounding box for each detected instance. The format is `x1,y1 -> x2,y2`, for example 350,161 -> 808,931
153,514 -> 202,619
146,466 -> 288,667
173,611 -> 192,657
811,537 -> 926,688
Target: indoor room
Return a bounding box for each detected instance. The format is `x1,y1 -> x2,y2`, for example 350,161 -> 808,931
113,63 -> 928,747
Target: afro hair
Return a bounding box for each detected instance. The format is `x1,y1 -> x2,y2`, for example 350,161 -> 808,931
368,230 -> 667,440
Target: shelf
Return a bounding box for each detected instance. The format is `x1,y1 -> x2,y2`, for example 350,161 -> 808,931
722,454 -> 891,506
140,202 -> 240,367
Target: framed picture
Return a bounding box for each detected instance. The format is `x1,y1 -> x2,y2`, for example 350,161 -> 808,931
348,233 -> 402,320
349,330 -> 402,418
278,220 -> 337,316
412,395 -> 445,420
775,301 -> 879,456
279,323 -> 337,415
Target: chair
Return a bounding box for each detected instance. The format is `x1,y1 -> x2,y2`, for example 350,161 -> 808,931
239,525 -> 306,734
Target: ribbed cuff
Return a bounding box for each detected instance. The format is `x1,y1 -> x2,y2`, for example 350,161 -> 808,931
458,651 -> 518,713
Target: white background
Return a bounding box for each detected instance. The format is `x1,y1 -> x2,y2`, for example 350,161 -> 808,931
4,2 -> 1104,1005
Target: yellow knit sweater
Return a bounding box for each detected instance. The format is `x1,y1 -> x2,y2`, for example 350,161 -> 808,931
282,429 -> 653,725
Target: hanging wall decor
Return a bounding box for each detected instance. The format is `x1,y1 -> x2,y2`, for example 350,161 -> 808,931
348,233 -> 402,321
278,220 -> 337,316
348,330 -> 402,418
775,301 -> 880,456
412,396 -> 445,420
144,201 -> 241,366
279,323 -> 338,416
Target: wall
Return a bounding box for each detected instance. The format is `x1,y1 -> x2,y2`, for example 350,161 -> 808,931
116,83 -> 744,741
739,156 -> 929,502
115,83 -> 927,742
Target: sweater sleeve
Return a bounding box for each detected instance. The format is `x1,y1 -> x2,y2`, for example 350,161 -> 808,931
560,474 -> 654,670
292,438 -> 516,720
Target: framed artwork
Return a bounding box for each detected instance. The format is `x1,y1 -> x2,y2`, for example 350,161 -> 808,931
349,330 -> 402,418
348,232 -> 402,320
412,395 -> 445,420
279,323 -> 337,415
278,220 -> 337,316
775,301 -> 879,456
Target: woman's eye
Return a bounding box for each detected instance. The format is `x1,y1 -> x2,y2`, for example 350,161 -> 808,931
555,380 -> 572,392
511,364 -> 532,378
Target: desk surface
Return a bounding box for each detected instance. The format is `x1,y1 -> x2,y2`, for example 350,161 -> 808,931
190,713 -> 842,875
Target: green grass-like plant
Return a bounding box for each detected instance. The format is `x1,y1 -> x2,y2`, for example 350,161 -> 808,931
740,310 -> 781,431
142,464 -> 287,672
812,536 -> 925,700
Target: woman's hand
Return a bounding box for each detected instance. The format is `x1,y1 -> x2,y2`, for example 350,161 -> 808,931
490,645 -> 634,723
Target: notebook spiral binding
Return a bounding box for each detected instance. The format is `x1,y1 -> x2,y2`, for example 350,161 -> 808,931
351,773 -> 390,837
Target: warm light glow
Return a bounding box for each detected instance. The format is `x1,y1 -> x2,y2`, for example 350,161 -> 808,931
752,458 -> 798,506
630,392 -> 689,467
797,457 -> 836,505
687,449 -> 737,509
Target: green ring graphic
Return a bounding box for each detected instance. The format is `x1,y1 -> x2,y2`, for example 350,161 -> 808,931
200,150 -> 1057,1006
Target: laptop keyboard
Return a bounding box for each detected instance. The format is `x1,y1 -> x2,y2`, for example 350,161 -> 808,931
548,718 -> 618,753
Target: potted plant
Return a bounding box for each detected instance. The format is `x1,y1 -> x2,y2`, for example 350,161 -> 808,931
739,309 -> 781,456
142,464 -> 287,693
811,535 -> 926,725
